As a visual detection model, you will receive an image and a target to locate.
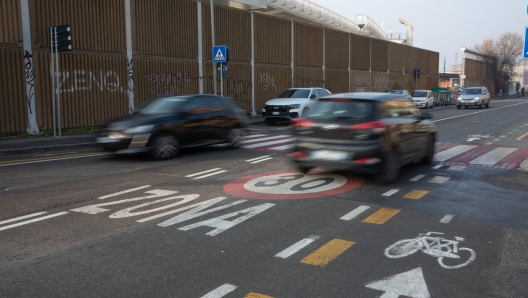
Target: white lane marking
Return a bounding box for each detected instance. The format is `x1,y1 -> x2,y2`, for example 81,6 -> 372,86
432,165 -> 443,169
365,267 -> 430,298
245,134 -> 267,139
268,144 -> 295,151
0,212 -> 47,225
0,153 -> 110,167
98,185 -> 151,199
251,157 -> 273,164
201,284 -> 238,298
519,156 -> 528,172
340,205 -> 370,220
500,135 -> 507,138
513,129 -> 519,131
410,175 -> 425,181
448,165 -> 466,171
508,132 -> 513,134
193,170 -> 227,179
440,214 -> 455,223
245,155 -> 271,162
275,235 -> 321,259
432,102 -> 528,123
485,142 -> 494,145
0,212 -> 69,231
433,145 -> 476,162
242,138 -> 296,149
469,147 -> 518,166
186,168 -> 222,177
382,189 -> 400,197
243,135 -> 290,144
493,139 -> 500,141
428,176 -> 450,184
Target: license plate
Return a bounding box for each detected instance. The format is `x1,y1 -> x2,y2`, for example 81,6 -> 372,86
310,150 -> 349,161
272,111 -> 280,115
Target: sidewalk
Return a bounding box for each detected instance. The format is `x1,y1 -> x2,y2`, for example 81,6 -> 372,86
0,117 -> 266,156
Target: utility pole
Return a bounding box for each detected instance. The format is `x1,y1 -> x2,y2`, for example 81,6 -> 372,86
443,54 -> 446,74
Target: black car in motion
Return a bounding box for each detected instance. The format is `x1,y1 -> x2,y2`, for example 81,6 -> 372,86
288,92 -> 436,183
96,95 -> 249,159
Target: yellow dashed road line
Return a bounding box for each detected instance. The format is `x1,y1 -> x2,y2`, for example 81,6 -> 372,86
403,190 -> 429,199
362,208 -> 400,224
300,239 -> 355,267
245,293 -> 273,298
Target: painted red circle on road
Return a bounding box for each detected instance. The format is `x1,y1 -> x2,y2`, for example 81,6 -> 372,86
223,170 -> 364,200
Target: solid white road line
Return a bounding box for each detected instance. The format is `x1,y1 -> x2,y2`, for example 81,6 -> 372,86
251,157 -> 273,163
0,153 -> 109,167
268,144 -> 295,151
200,284 -> 238,298
382,189 -> 400,197
410,175 -> 425,181
440,214 -> 455,224
469,147 -> 517,166
340,206 -> 371,220
433,145 -> 477,162
432,102 -> 528,123
242,138 -> 296,149
0,212 -> 47,225
98,185 -> 150,199
193,170 -> 227,179
275,235 -> 321,259
0,212 -> 69,231
186,168 -> 222,177
245,155 -> 271,162
243,135 -> 290,144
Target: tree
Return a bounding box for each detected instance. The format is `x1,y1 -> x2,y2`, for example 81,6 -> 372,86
474,32 -> 523,90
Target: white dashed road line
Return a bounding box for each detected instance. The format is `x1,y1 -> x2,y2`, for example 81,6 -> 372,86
98,185 -> 151,199
275,235 -> 321,259
440,214 -> 455,223
201,284 -> 238,298
410,175 -> 425,182
340,205 -> 371,220
382,189 -> 400,197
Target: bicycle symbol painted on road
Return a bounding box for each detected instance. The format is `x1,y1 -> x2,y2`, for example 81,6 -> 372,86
384,232 -> 476,269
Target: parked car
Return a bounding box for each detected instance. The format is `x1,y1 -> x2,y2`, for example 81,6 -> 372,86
457,86 -> 490,109
262,87 -> 331,125
288,92 -> 436,183
385,89 -> 411,98
96,95 -> 249,159
411,90 -> 435,108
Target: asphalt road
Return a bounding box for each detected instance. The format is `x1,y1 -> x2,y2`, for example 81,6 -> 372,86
1,98 -> 528,298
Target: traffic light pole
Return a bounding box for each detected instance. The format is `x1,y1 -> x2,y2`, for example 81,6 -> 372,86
55,27 -> 61,137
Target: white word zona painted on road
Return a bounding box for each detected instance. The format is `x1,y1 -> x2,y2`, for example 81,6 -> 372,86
71,188 -> 275,236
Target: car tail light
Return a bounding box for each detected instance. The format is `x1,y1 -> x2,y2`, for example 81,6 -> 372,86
290,118 -> 315,127
289,152 -> 308,159
354,157 -> 381,164
350,121 -> 386,133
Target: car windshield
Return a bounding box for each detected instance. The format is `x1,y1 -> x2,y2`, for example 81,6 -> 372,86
278,89 -> 311,98
412,91 -> 427,97
138,96 -> 188,114
388,90 -> 403,94
461,88 -> 482,95
306,99 -> 374,120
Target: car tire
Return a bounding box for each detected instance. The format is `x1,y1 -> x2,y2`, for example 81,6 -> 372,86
421,136 -> 435,165
378,151 -> 400,184
425,103 -> 428,109
431,102 -> 434,109
485,101 -> 490,108
478,103 -> 482,109
457,105 -> 461,109
297,165 -> 311,174
227,128 -> 245,148
150,134 -> 179,160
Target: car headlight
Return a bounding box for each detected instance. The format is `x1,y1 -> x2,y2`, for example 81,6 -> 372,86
124,125 -> 154,134
474,97 -> 480,100
289,104 -> 301,109
457,98 -> 462,100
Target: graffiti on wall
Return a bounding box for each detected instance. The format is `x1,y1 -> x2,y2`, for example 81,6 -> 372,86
259,72 -> 277,92
286,76 -> 330,90
203,76 -> 252,108
24,51 -> 35,114
353,74 -> 370,89
54,70 -> 125,94
127,59 -> 134,93
372,76 -> 405,91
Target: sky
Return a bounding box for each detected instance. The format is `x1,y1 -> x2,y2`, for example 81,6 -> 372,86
309,0 -> 527,72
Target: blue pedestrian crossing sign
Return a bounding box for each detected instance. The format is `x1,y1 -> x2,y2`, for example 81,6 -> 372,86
524,27 -> 528,59
213,45 -> 227,63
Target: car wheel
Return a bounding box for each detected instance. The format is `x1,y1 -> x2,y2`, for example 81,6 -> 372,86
302,107 -> 310,118
478,103 -> 482,109
378,151 -> 400,184
227,128 -> 245,148
464,106 -> 468,109
421,136 -> 435,165
485,101 -> 490,108
457,105 -> 461,109
425,102 -> 428,109
150,135 -> 179,159
297,165 -> 311,174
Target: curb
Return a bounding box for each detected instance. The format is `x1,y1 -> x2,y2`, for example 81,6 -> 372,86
0,143 -> 101,156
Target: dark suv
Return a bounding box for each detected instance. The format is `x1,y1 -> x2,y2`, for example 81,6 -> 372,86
288,92 -> 436,183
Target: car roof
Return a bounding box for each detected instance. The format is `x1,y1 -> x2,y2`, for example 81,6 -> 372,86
287,87 -> 325,90
321,92 -> 411,102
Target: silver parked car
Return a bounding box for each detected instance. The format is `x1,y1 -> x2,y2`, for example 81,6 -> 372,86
457,87 -> 490,109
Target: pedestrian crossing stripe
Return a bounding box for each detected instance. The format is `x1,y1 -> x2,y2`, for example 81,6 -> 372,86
215,49 -> 225,61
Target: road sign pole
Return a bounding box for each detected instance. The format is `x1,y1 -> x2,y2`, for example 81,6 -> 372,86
220,62 -> 224,96
210,0 -> 217,95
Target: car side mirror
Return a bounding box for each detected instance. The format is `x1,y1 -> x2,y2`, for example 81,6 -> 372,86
310,94 -> 316,99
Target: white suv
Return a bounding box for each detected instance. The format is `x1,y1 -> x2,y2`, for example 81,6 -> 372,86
262,87 -> 331,125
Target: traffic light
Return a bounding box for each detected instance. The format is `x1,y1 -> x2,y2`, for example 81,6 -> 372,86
413,69 -> 421,79
50,25 -> 72,52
